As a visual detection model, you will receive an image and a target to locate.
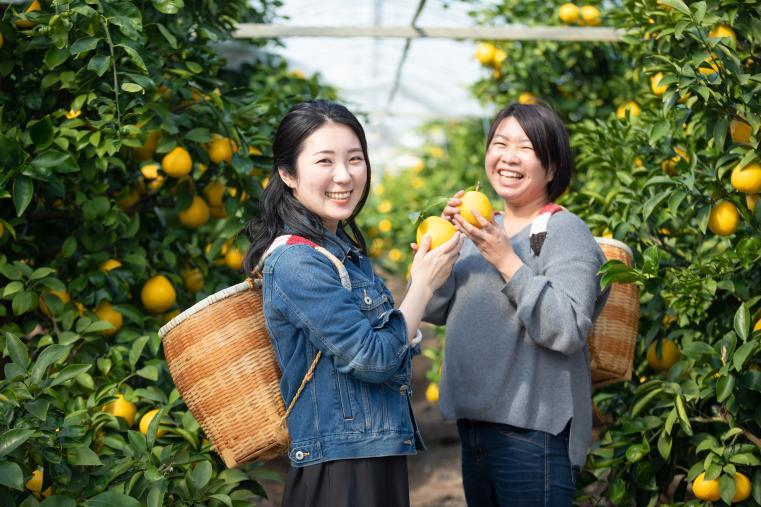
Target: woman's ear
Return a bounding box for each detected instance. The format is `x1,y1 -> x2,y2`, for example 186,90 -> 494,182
278,168 -> 296,189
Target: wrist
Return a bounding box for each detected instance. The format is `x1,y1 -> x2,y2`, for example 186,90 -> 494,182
498,253 -> 523,281
407,278 -> 434,300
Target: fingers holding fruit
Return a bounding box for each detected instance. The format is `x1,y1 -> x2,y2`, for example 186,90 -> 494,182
441,189 -> 465,223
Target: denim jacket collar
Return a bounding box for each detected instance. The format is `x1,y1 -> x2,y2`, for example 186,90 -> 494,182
281,224 -> 360,263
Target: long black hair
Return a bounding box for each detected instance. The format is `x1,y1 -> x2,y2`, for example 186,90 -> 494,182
486,103 -> 572,202
243,100 -> 370,276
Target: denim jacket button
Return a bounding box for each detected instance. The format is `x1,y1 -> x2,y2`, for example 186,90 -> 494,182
399,385 -> 408,395
295,451 -> 304,460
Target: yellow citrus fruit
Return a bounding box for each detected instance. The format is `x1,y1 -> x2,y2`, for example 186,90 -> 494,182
203,181 -> 225,207
26,468 -> 43,492
518,92 -> 538,104
650,72 -> 668,96
139,408 -> 168,437
458,190 -> 494,227
699,56 -> 719,75
416,216 -> 457,250
290,69 -> 306,80
103,394 -> 137,427
579,5 -> 601,26
474,42 -> 497,66
646,339 -> 680,372
748,194 -> 758,212
99,259 -> 122,272
730,119 -> 752,144
558,3 -> 579,24
692,473 -> 721,502
141,275 -> 176,313
15,0 -> 41,28
492,48 -> 507,66
0,32 -> 4,49
162,147 -> 192,177
182,267 -> 204,293
708,200 -> 740,236
378,219 -> 392,233
616,101 -> 641,119
140,163 -> 160,180
225,247 -> 244,270
248,146 -> 262,156
162,309 -> 180,324
208,135 -> 235,164
39,290 -> 70,318
179,196 -> 210,228
425,383 -> 440,403
733,472 -> 751,503
94,302 -> 123,336
708,24 -> 737,45
132,131 -> 160,162
209,206 -> 227,219
731,162 -> 761,194
378,200 -> 392,213
388,248 -> 403,262
117,188 -> 140,211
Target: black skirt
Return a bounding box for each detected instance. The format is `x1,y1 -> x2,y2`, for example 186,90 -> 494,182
282,455 -> 410,507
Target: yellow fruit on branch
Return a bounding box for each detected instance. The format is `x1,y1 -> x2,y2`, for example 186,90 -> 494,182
558,3 -> 579,24
416,216 -> 457,250
99,259 -> 122,272
708,24 -> 737,46
646,338 -> 680,372
225,247 -> 244,270
731,162 -> 761,194
616,101 -> 641,120
162,146 -> 192,177
15,0 -> 41,28
474,42 -> 497,66
26,468 -> 43,493
132,131 -> 160,162
579,5 -> 601,26
733,472 -> 751,503
698,55 -> 720,76
708,200 -> 740,236
692,472 -> 721,501
747,194 -> 758,212
141,275 -> 176,313
730,119 -> 752,144
94,302 -> 123,336
378,200 -> 392,213
492,48 -> 507,67
518,92 -> 538,104
650,72 -> 667,96
388,248 -> 403,262
139,408 -> 168,437
0,32 -> 4,49
103,394 -> 137,427
425,383 -> 440,403
203,180 -> 225,207
378,218 -> 392,233
458,190 -> 494,227
754,319 -> 761,333
179,196 -> 210,228
181,267 -> 204,293
140,163 -> 160,180
117,188 -> 140,211
208,134 -> 235,164
39,290 -> 70,318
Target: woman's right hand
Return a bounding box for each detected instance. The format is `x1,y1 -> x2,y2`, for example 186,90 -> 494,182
409,231 -> 463,292
441,189 -> 465,224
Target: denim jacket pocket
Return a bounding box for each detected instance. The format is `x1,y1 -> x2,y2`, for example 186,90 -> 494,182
352,283 -> 388,324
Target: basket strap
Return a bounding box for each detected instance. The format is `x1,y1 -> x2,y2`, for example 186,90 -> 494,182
528,203 -> 565,256
284,350 -> 322,419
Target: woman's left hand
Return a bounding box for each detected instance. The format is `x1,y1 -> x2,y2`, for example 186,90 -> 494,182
453,210 -> 523,280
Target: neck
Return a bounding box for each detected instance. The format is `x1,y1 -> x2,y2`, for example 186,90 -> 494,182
501,195 -> 551,221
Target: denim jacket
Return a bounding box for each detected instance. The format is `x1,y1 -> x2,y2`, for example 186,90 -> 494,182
262,229 -> 424,467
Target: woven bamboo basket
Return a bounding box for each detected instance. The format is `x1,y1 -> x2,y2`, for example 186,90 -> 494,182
589,238 -> 639,389
159,279 -> 289,468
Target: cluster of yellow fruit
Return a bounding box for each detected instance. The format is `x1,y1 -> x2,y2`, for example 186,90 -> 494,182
708,157 -> 759,237
416,190 -> 494,249
558,3 -> 602,26
692,471 -> 751,503
474,42 -> 507,78
102,395 -> 168,437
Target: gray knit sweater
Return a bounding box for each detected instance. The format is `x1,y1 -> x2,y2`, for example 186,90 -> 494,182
423,210 -> 608,469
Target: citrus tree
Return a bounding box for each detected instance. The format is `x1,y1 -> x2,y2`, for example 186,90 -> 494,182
0,1 -> 334,505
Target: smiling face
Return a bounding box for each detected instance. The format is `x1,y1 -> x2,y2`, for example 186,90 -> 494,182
485,116 -> 554,209
279,122 -> 368,234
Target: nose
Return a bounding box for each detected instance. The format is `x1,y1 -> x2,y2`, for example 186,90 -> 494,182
333,163 -> 351,183
499,145 -> 520,163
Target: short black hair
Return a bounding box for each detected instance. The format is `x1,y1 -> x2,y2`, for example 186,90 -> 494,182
486,104 -> 572,202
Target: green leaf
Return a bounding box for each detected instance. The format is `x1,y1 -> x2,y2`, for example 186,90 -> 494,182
151,0 -> 184,14
657,431 -> 672,460
44,46 -> 70,70
117,44 -> 147,73
67,445 -> 102,466
0,461 -> 24,490
0,428 -> 36,457
24,399 -> 50,421
3,280 -> 24,297
70,37 -> 100,56
121,83 -> 144,93
136,365 -> 159,380
49,364 -> 92,387
129,335 -> 150,368
720,474 -> 736,505
734,303 -> 750,342
29,268 -> 56,281
30,345 -> 72,386
716,374 -> 736,403
12,291 -> 36,315
146,484 -> 165,507
632,388 -> 663,417
5,332 -> 29,369
31,150 -> 79,173
185,128 -> 211,143
29,117 -> 55,150
87,55 -> 112,77
156,23 -> 177,48
733,342 -> 756,371
658,0 -> 690,15
208,494 -> 232,507
13,176 -> 34,217
190,460 -> 212,490
83,491 -> 141,507
186,61 -> 203,74
40,496 -> 77,507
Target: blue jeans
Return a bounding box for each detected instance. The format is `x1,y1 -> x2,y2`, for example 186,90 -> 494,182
457,419 -> 578,507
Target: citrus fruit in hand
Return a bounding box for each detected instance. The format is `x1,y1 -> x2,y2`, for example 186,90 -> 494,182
458,190 -> 494,227
416,216 -> 456,250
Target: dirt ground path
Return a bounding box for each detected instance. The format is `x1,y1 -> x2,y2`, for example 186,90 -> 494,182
254,272 -> 467,507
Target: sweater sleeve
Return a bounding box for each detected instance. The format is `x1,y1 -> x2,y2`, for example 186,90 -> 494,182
502,213 -> 604,356
422,270 -> 456,326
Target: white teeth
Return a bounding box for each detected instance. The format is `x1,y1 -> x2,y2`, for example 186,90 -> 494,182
326,191 -> 351,199
498,170 -> 523,179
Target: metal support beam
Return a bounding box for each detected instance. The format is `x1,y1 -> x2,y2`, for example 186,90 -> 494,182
233,24 -> 623,42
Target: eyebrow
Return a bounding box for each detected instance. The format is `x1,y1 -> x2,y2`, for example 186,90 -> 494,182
312,148 -> 364,156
